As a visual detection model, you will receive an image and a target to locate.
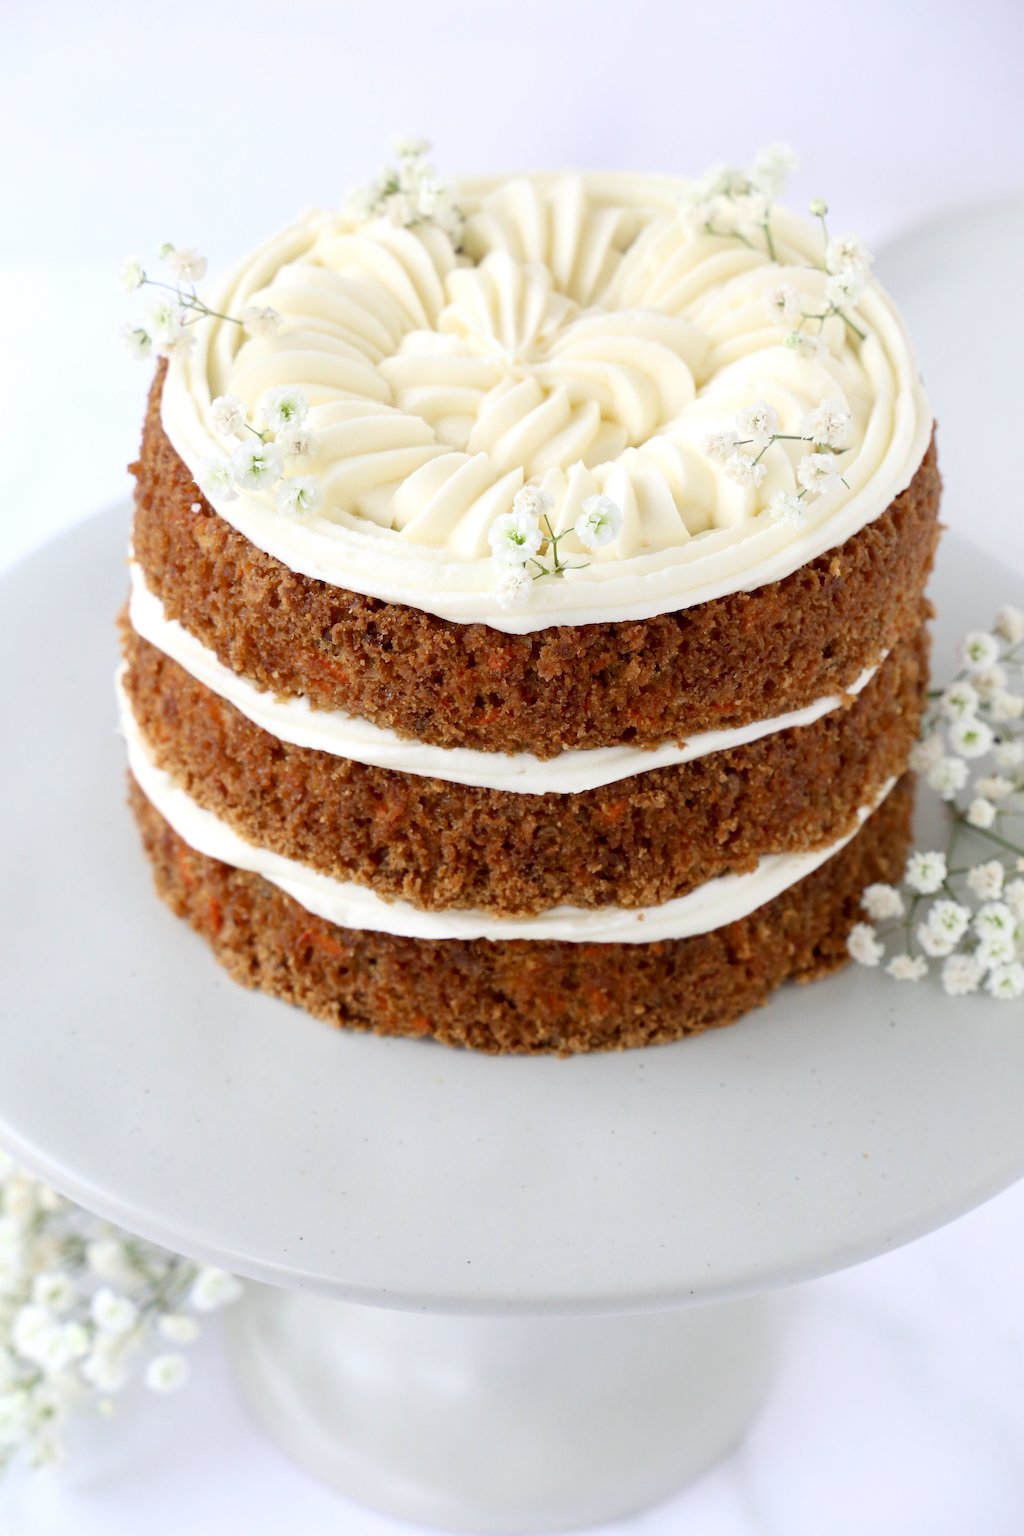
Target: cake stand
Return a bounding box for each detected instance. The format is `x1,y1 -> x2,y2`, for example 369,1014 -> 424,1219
2,509 -> 1023,1533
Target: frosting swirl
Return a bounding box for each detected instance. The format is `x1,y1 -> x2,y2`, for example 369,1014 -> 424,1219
161,172 -> 931,631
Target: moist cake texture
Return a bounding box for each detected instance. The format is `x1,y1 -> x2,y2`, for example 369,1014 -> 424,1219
120,163 -> 939,1052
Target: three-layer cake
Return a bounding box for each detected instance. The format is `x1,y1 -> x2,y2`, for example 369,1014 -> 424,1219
120,166 -> 939,1053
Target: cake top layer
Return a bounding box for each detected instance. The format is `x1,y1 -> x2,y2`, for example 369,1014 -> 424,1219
159,158 -> 931,631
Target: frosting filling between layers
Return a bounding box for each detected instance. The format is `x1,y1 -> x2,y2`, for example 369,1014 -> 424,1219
159,172 -> 932,632
119,674 -> 894,944
127,562 -> 880,795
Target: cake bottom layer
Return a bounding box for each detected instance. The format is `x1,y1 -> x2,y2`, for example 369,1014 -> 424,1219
128,773 -> 915,1056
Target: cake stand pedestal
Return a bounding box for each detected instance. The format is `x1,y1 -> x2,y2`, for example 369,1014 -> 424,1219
2,511 -> 1023,1532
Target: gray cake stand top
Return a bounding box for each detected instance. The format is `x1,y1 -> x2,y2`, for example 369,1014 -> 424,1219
0,508 -> 1021,1316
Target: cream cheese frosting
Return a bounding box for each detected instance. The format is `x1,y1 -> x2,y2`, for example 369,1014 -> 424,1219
128,561 -> 880,795
119,674 -> 894,944
160,171 -> 932,632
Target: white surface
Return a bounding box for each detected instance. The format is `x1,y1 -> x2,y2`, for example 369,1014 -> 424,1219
3,1 -> 1024,1528
1,512 -> 1022,1317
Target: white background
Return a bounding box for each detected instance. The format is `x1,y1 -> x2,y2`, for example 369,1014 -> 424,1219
3,1 -> 1024,1531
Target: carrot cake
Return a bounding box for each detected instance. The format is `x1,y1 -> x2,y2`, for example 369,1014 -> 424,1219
119,148 -> 939,1053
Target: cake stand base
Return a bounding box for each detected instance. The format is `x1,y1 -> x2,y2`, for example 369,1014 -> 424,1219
225,1285 -> 782,1533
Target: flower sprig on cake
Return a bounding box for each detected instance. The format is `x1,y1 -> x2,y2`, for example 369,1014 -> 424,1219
701,397 -> 853,526
488,488 -> 624,610
681,146 -> 871,348
119,243 -> 281,361
0,1153 -> 243,1472
343,135 -> 464,246
194,388 -> 322,517
848,605 -> 1024,999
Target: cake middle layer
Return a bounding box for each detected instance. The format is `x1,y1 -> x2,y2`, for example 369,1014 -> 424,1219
120,617 -> 928,918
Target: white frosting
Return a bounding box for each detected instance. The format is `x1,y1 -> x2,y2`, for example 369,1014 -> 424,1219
128,562 -> 879,795
160,172 -> 931,633
119,674 -> 893,944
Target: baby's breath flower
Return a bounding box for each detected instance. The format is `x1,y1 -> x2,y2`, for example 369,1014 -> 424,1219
961,630 -> 1001,673
941,953 -> 985,997
164,246 -> 208,284
974,901 -> 1017,941
967,796 -> 996,829
157,1314 -> 201,1345
763,283 -> 801,326
926,756 -> 969,800
489,508 -> 543,566
799,398 -> 852,449
148,300 -> 196,359
971,666 -> 1007,700
391,132 -> 432,160
796,452 -> 840,497
724,452 -> 767,489
989,691 -> 1024,722
701,429 -> 739,463
977,932 -> 1018,971
230,441 -> 284,492
576,495 -> 623,550
917,923 -> 958,958
948,715 -> 995,759
209,393 -> 249,439
825,268 -> 868,308
987,962 -> 1024,1000
197,456 -> 238,504
886,954 -> 928,982
909,734 -> 946,773
996,741 -> 1024,770
735,400 -> 778,450
512,485 -> 555,523
905,849 -> 947,895
975,776 -> 1015,802
121,324 -> 152,360
966,861 -> 1006,901
4,1176 -> 38,1226
847,922 -> 884,966
261,386 -> 309,434
274,475 -> 322,518
144,1353 -> 189,1393
860,883 -> 905,920
1004,879 -> 1024,919
765,490 -> 804,526
939,680 -> 980,721
91,1288 -> 138,1337
31,1273 -> 77,1315
240,305 -> 282,339
277,425 -> 318,460
495,566 -> 533,610
189,1267 -> 244,1313
994,604 -> 1024,645
119,256 -> 146,293
785,329 -> 826,358
826,233 -> 873,275
752,142 -> 798,196
924,899 -> 972,947
85,1238 -> 133,1285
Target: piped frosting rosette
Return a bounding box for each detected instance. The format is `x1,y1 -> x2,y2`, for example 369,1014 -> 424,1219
161,172 -> 931,632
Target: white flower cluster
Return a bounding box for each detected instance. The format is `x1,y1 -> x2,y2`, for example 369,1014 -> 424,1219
198,388 -> 322,519
678,144 -> 798,256
487,488 -> 624,610
701,396 -> 853,524
780,202 -> 873,352
849,606 -> 1024,998
120,243 -> 282,362
343,135 -> 464,246
0,1156 -> 242,1472
679,148 -> 873,354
